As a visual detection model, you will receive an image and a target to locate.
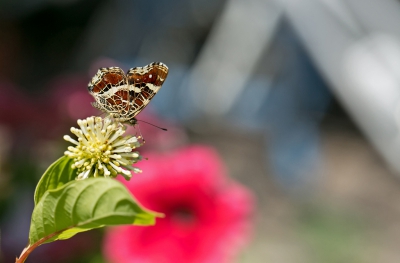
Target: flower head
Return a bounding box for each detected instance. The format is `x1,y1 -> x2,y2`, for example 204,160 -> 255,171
104,145 -> 254,263
63,116 -> 142,180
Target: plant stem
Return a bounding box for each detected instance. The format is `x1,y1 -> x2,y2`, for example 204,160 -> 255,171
16,244 -> 36,263
16,232 -> 59,263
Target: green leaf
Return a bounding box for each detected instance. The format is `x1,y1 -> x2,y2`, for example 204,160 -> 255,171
29,178 -> 159,245
34,156 -> 76,206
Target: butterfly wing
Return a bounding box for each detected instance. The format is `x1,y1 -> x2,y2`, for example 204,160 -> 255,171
126,62 -> 169,119
88,67 -> 130,118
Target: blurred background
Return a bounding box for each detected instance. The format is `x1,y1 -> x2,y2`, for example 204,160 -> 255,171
2,0 -> 400,262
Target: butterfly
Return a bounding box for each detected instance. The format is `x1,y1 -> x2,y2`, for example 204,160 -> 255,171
88,62 -> 168,125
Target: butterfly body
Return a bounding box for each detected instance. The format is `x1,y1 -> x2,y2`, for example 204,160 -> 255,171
88,62 -> 168,125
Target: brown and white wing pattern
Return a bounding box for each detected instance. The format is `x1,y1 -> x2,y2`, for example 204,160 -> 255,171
87,62 -> 168,124
126,62 -> 169,120
88,67 -> 131,120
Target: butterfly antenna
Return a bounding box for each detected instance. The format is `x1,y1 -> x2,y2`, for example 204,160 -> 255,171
136,120 -> 168,131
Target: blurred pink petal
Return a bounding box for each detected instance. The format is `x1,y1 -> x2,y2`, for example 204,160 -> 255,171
47,73 -> 99,122
0,81 -> 37,129
104,145 -> 254,263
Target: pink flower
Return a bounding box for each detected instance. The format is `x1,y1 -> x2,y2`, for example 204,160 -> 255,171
103,145 -> 254,263
47,74 -> 99,123
0,81 -> 37,130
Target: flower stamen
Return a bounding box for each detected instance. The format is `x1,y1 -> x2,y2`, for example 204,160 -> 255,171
64,116 -> 143,180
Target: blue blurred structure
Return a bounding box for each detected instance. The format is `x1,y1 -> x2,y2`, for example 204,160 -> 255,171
261,22 -> 331,191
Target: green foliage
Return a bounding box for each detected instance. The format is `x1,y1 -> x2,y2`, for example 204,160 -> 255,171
27,156 -> 160,250
34,156 -> 76,205
29,177 -> 158,245
298,206 -> 366,263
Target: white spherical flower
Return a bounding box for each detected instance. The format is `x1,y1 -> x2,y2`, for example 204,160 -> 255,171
63,116 -> 142,180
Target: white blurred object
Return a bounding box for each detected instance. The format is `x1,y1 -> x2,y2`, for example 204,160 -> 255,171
344,34 -> 400,171
187,0 -> 282,116
279,0 -> 400,173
